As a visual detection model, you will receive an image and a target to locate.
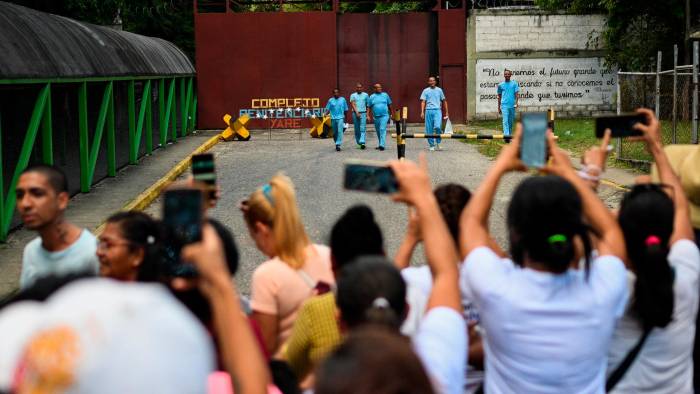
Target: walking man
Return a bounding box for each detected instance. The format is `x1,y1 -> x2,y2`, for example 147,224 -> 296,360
497,69 -> 519,137
325,88 -> 349,151
420,76 -> 449,151
17,165 -> 99,288
349,83 -> 369,150
368,83 -> 393,151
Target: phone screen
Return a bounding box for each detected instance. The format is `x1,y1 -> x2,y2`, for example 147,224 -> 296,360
344,160 -> 398,194
520,112 -> 548,168
595,114 -> 646,138
162,189 -> 203,277
192,154 -> 217,200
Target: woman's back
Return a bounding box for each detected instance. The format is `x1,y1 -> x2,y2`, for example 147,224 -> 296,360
607,239 -> 700,394
463,247 -> 628,394
251,244 -> 334,348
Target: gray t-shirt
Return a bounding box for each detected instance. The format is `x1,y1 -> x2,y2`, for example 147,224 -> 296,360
19,229 -> 99,289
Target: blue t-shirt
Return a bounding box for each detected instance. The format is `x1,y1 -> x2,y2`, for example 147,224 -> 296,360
368,92 -> 392,117
325,97 -> 348,120
420,87 -> 445,110
497,80 -> 520,108
20,229 -> 99,288
349,92 -> 369,113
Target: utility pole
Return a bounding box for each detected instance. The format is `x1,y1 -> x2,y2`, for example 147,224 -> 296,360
687,0 -> 692,64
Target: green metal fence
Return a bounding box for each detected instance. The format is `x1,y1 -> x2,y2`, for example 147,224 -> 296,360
0,75 -> 197,241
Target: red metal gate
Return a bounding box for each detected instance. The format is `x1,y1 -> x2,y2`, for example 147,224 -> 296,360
337,13 -> 436,123
194,5 -> 465,129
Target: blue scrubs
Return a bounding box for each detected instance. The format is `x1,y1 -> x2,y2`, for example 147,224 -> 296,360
369,92 -> 392,148
421,87 -> 445,147
325,97 -> 348,146
497,80 -> 519,136
350,92 -> 369,145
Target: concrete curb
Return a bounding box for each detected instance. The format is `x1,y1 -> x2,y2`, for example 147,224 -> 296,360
94,134 -> 222,235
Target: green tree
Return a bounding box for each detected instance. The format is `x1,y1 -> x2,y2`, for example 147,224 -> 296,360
536,0 -> 688,71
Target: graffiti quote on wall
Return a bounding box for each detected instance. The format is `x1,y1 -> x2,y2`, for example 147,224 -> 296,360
475,58 -> 616,114
239,98 -> 324,128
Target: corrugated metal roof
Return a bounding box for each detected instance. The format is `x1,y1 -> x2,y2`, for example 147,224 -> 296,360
0,2 -> 194,79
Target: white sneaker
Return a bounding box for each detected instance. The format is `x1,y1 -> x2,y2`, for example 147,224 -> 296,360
436,144 -> 442,151
429,146 -> 435,152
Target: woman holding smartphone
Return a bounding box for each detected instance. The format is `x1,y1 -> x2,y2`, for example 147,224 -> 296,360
459,126 -> 628,393
242,174 -> 334,356
605,109 -> 699,393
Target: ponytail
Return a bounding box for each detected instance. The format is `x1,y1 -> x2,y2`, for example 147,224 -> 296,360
619,186 -> 675,330
508,176 -> 594,275
336,257 -> 406,331
364,297 -> 401,329
244,174 -> 310,269
632,236 -> 674,329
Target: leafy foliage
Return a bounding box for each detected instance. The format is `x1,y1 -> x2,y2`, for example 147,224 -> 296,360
536,0 -> 689,71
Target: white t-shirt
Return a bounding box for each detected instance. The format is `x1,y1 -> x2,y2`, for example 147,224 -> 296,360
607,239 -> 700,394
401,265 -> 484,394
412,306 -> 467,394
461,247 -> 628,394
20,230 -> 99,289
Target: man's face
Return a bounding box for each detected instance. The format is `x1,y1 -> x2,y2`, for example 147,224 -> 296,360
374,84 -> 382,93
333,89 -> 340,98
356,84 -> 363,93
504,71 -> 512,82
428,77 -> 436,87
15,172 -> 66,230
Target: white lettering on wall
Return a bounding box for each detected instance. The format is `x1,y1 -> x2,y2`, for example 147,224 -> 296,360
476,57 -> 617,114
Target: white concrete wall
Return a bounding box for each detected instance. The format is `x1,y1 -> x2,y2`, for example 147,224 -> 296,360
468,11 -> 615,119
475,14 -> 605,53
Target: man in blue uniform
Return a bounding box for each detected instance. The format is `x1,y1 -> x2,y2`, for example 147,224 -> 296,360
497,69 -> 519,137
420,76 -> 449,151
349,83 -> 369,150
368,83 -> 393,151
325,88 -> 349,151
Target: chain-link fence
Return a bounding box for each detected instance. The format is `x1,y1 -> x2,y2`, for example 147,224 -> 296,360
617,44 -> 699,164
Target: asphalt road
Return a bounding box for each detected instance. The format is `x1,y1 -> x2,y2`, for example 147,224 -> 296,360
146,128 -> 626,295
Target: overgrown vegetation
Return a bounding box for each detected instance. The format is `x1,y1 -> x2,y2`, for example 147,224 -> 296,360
535,0 -> 690,70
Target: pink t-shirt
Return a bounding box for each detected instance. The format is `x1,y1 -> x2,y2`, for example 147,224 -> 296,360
250,244 -> 334,349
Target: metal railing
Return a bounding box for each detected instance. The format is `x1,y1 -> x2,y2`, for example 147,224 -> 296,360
0,75 -> 197,240
616,42 -> 699,164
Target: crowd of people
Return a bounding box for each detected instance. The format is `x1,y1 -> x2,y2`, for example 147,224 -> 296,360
0,108 -> 699,394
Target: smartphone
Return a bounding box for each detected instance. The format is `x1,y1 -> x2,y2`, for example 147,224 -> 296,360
162,189 -> 203,277
192,153 -> 217,199
343,159 -> 398,194
520,112 -> 548,169
595,114 -> 646,138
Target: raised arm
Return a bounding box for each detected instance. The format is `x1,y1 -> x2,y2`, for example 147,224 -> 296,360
393,209 -> 421,270
182,225 -> 270,394
545,133 -> 627,260
636,108 -> 695,243
390,155 -> 461,313
460,124 -> 525,258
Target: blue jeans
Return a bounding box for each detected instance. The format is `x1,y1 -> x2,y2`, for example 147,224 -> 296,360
332,119 -> 343,146
425,109 -> 442,147
501,106 -> 516,136
373,115 -> 389,148
352,112 -> 366,145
